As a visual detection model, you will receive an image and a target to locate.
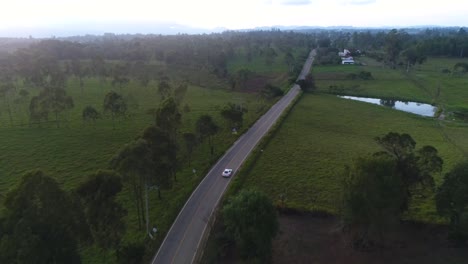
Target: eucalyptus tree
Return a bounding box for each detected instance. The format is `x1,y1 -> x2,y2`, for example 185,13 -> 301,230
174,82 -> 188,106
82,106 -> 100,125
195,114 -> 219,155
182,132 -> 197,166
155,97 -> 182,180
158,79 -> 172,101
103,91 -> 127,129
374,132 -> 443,210
76,170 -> 126,248
0,170 -> 87,263
220,102 -> 247,130
111,139 -> 154,230
70,59 -> 87,93
0,81 -> 15,126
142,125 -> 176,188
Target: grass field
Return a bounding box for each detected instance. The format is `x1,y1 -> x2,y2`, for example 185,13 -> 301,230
0,48 -> 298,262
314,56 -> 468,112
231,56 -> 468,224
237,93 -> 467,222
0,78 -> 267,262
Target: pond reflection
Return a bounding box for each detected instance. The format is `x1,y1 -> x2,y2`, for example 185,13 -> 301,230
339,96 -> 437,117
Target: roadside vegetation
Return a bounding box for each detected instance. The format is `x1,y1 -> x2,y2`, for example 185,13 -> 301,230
204,27 -> 468,263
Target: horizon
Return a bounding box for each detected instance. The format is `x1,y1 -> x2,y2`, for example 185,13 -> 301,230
1,23 -> 465,39
1,0 -> 468,38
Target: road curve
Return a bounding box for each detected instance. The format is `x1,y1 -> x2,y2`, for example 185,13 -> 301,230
152,49 -> 316,264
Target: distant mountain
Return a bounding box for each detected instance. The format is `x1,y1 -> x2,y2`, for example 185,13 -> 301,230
0,22 -> 462,39
0,22 -> 227,38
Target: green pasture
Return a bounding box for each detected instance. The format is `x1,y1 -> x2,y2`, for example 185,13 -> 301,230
314,56 -> 468,113
409,57 -> 468,112
239,94 -> 467,223
314,57 -> 435,102
0,77 -> 280,263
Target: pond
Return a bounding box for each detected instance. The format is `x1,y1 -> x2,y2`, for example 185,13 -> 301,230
338,96 -> 437,117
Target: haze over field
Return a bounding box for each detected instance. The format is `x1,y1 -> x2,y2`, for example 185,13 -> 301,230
1,0 -> 468,37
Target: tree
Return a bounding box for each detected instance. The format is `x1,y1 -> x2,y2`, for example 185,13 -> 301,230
132,61 -> 151,87
141,125 -> 176,190
296,72 -> 316,92
155,97 -> 181,181
375,132 -> 442,210
174,82 -> 188,106
28,94 -> 49,125
384,29 -> 404,69
0,170 -> 86,263
103,91 -> 127,129
260,83 -> 284,101
182,132 -> 197,166
341,155 -> 405,249
90,56 -> 107,84
0,82 -> 15,126
42,87 -> 74,128
76,170 -> 126,248
195,114 -> 219,155
454,62 -> 468,73
264,47 -> 277,66
156,97 -> 181,141
116,241 -> 146,264
70,59 -> 86,93
232,69 -> 253,91
222,189 -> 278,262
158,79 -> 172,101
436,161 -> 468,245
111,63 -> 130,91
402,45 -> 426,72
317,37 -> 331,48
82,105 -> 100,125
14,89 -> 30,125
111,139 -> 154,230
284,52 -> 295,73
220,102 -> 247,129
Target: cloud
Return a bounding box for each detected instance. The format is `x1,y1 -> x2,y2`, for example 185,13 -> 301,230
341,0 -> 376,5
279,0 -> 313,5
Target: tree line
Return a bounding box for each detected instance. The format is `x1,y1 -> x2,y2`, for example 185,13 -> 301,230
0,30 -> 313,127
310,27 -> 468,73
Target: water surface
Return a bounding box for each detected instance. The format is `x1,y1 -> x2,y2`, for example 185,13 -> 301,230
339,96 -> 436,117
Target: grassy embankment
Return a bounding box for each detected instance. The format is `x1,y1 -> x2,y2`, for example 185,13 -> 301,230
0,49 -> 300,262
234,56 -> 468,224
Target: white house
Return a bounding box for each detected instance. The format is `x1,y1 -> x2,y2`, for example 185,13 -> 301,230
338,49 -> 351,57
342,59 -> 355,65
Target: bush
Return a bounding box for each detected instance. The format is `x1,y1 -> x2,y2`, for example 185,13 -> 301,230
222,189 -> 278,262
116,241 -> 145,264
347,71 -> 373,80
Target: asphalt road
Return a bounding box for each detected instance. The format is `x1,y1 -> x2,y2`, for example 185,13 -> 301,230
152,49 -> 316,264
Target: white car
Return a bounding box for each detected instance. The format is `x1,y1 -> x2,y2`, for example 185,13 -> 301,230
222,169 -> 233,177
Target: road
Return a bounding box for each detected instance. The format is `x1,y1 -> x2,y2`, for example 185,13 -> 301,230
152,49 -> 315,264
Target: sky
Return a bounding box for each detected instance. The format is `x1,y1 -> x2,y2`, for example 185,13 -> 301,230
1,0 -> 467,37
